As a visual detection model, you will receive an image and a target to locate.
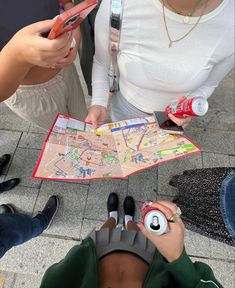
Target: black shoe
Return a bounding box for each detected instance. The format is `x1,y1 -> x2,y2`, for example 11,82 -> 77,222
40,195 -> 59,229
0,178 -> 20,193
0,204 -> 15,214
0,154 -> 11,175
0,154 -> 11,176
123,196 -> 135,228
123,196 -> 135,216
107,192 -> 119,222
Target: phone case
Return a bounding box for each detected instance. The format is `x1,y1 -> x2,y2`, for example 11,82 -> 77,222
153,111 -> 184,135
48,0 -> 98,39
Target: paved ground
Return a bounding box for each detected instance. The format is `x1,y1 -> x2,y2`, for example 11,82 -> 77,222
0,63 -> 234,288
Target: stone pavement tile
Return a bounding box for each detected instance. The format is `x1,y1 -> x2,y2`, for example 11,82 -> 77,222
185,229 -> 211,258
202,152 -> 231,167
0,186 -> 39,215
28,124 -> 47,134
80,218 -> 104,240
13,273 -> 43,288
128,167 -> 158,202
18,133 -> 46,150
0,236 -> 79,275
190,256 -> 235,288
230,156 -> 235,167
186,128 -> 235,155
5,148 -> 42,189
85,179 -> 128,221
210,239 -> 235,261
0,130 -> 22,176
158,153 -> 202,197
209,74 -> 235,114
0,104 -> 30,132
0,271 -> 15,288
34,181 -> 88,238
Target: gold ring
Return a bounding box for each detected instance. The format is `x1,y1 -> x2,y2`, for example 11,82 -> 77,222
168,206 -> 182,222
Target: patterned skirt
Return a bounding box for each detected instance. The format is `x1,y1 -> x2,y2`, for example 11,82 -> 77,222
170,167 -> 235,246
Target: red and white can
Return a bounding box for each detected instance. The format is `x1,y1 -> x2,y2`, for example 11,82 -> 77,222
141,201 -> 169,235
165,97 -> 208,118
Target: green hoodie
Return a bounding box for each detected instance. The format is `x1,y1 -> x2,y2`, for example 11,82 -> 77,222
40,237 -> 223,288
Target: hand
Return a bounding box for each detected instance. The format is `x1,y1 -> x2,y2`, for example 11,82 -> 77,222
85,105 -> 107,128
138,200 -> 185,263
168,96 -> 192,129
53,28 -> 81,69
6,20 -> 74,68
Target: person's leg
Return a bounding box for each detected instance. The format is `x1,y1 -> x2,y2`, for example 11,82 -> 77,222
0,195 -> 58,258
126,220 -> 140,231
0,213 -> 48,258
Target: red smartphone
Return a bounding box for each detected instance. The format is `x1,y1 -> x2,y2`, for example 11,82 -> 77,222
48,0 -> 98,39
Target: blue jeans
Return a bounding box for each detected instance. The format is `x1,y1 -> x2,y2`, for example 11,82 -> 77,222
0,213 -> 48,258
220,171 -> 235,240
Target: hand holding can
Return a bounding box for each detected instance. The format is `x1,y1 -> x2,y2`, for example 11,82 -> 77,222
165,97 -> 209,118
138,201 -> 185,262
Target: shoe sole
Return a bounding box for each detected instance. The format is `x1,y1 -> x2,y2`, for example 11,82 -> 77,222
44,197 -> 59,231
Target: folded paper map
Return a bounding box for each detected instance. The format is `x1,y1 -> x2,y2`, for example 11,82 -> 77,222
32,114 -> 201,180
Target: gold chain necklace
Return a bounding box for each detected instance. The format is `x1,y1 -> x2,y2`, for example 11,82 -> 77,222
165,0 -> 204,23
162,0 -> 209,48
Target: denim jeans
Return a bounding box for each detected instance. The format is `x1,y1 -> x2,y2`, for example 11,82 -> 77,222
0,213 -> 48,258
220,171 -> 235,240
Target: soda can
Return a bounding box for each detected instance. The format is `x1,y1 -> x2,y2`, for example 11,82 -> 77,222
165,97 -> 208,118
141,201 -> 169,235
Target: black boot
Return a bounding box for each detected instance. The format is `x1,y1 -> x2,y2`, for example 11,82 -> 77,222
0,178 -> 20,193
0,154 -> 11,176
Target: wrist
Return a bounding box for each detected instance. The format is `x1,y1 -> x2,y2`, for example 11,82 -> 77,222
2,42 -> 32,70
165,245 -> 185,263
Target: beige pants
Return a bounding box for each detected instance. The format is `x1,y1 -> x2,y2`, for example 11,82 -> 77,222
4,63 -> 88,131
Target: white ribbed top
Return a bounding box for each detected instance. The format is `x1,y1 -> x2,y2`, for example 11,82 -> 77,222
92,0 -> 234,112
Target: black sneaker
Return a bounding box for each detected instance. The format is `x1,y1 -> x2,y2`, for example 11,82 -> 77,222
40,195 -> 59,230
0,178 -> 20,193
0,154 -> 11,176
0,204 -> 15,214
107,192 -> 119,222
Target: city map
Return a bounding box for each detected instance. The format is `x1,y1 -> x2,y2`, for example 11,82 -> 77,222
32,114 -> 201,180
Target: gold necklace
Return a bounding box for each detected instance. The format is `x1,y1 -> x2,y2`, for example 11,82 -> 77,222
162,0 -> 208,48
165,0 -> 204,23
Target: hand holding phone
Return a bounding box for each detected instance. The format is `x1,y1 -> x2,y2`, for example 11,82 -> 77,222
48,0 -> 98,39
153,111 -> 184,135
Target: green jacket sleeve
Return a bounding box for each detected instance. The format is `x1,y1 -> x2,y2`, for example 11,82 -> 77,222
165,250 -> 223,288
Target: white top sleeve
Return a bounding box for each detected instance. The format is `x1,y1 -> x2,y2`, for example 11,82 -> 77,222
91,0 -> 110,107
191,53 -> 234,99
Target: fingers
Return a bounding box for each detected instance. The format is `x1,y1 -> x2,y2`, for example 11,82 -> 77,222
168,113 -> 191,128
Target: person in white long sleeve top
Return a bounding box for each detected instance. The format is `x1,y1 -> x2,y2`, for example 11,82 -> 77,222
86,0 -> 234,128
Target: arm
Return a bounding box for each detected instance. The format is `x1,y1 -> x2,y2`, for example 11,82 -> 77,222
0,20 -> 73,102
85,0 -> 110,127
138,201 -> 223,288
191,53 -> 234,99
